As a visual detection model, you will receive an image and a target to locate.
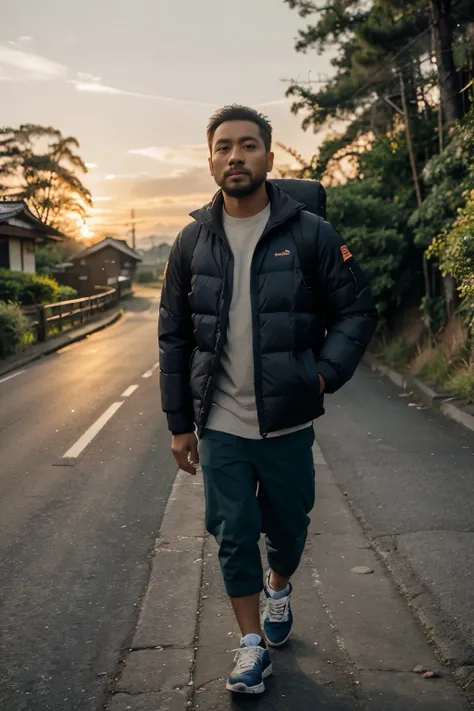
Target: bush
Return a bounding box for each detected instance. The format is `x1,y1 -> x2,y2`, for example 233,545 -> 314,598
0,301 -> 33,358
138,270 -> 157,283
0,269 -> 72,305
56,285 -> 79,301
447,366 -> 474,403
420,347 -> 452,385
378,338 -> 413,370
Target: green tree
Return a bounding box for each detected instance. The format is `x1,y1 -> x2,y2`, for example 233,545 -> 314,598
285,1 -> 471,137
34,239 -> 83,277
410,109 -> 474,250
327,180 -> 410,315
0,125 -> 92,236
285,1 -> 432,133
283,0 -> 474,327
426,108 -> 474,307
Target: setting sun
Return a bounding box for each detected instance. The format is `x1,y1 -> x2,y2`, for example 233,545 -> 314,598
80,222 -> 94,239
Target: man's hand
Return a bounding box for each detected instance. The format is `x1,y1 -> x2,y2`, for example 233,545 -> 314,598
171,433 -> 199,475
319,375 -> 326,394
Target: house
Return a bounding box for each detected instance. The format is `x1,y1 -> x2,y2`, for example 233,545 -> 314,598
54,236 -> 142,297
71,236 -> 142,285
0,201 -> 64,273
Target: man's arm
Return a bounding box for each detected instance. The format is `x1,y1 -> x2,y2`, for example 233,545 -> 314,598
312,219 -> 378,394
158,232 -> 195,435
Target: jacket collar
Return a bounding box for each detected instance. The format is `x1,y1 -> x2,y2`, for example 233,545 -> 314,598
189,181 -> 305,233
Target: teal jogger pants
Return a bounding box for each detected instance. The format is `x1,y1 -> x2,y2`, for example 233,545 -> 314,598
198,427 -> 315,598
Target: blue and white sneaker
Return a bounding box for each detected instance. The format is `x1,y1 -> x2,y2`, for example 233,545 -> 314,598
263,577 -> 294,648
226,639 -> 272,694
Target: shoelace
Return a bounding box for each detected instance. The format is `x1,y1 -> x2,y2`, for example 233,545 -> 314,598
232,645 -> 266,672
266,595 -> 291,623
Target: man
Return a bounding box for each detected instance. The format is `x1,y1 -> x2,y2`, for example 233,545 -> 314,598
159,105 -> 377,695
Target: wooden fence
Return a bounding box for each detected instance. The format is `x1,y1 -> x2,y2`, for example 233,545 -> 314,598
22,287 -> 118,343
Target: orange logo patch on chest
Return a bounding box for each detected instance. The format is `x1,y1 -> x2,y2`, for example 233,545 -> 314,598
340,245 -> 352,263
275,249 -> 291,257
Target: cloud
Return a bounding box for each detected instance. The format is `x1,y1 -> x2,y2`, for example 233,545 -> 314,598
129,144 -> 208,167
85,162 -> 99,169
256,98 -> 292,108
131,166 -> 214,200
105,172 -> 151,181
89,207 -> 114,215
77,72 -> 101,83
70,74 -> 216,106
0,43 -> 67,81
18,36 -> 33,43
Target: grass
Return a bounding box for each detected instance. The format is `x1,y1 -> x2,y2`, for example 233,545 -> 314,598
378,338 -> 413,370
447,365 -> 474,404
419,347 -> 452,386
377,326 -> 474,405
418,346 -> 474,403
20,331 -> 36,349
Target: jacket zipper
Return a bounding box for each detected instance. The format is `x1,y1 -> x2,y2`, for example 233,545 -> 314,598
197,248 -> 230,432
349,266 -> 359,293
250,260 -> 267,438
251,209 -> 306,438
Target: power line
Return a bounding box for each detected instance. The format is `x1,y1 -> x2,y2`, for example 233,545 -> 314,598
289,36 -> 473,121
292,0 -> 469,110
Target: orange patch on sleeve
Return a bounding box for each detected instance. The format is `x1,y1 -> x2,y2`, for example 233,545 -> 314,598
340,245 -> 352,263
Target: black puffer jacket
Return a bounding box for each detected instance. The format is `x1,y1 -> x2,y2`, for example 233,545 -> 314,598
159,182 -> 377,437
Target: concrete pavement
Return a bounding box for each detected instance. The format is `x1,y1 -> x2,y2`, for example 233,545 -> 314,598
317,364 -> 474,685
109,442 -> 471,711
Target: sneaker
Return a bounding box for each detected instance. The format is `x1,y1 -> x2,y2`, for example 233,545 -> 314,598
226,640 -> 273,694
263,577 -> 294,648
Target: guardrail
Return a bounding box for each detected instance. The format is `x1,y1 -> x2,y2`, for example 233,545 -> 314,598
22,288 -> 118,343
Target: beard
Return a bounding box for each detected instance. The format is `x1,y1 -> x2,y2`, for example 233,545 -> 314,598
218,172 -> 266,198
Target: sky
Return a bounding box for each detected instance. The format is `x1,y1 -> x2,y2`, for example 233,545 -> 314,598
1,0 -> 335,247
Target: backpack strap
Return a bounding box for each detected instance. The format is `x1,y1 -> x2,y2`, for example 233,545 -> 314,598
291,211 -> 319,296
292,212 -> 327,327
179,223 -> 201,288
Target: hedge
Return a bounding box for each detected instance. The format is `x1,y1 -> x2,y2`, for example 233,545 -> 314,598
0,269 -> 78,305
0,301 -> 33,358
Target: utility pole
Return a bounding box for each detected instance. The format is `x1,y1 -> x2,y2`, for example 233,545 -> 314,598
399,72 -> 422,208
429,0 -> 463,126
130,209 -> 136,250
399,71 -> 432,329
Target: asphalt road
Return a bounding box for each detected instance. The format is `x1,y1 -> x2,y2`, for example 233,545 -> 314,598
317,363 -> 474,667
0,290 -> 177,711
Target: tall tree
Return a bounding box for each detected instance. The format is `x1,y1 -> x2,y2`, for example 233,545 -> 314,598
429,0 -> 464,124
284,0 -> 431,134
0,125 -> 92,236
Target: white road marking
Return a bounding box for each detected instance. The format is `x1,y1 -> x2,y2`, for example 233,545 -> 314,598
62,401 -> 124,458
121,384 -> 139,398
0,370 -> 26,385
142,362 -> 159,378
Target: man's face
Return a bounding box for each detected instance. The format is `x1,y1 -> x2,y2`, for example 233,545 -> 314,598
209,120 -> 274,198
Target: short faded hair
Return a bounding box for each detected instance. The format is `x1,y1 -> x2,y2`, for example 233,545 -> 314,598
207,105 -> 273,152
